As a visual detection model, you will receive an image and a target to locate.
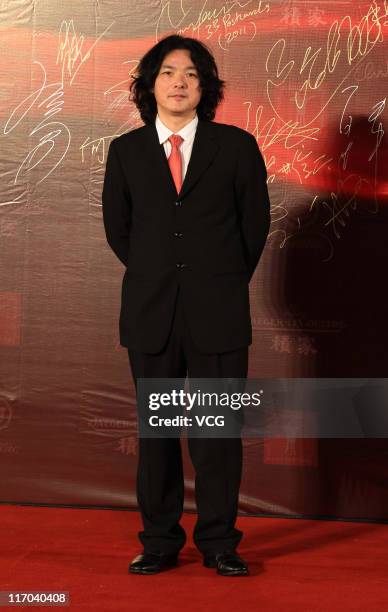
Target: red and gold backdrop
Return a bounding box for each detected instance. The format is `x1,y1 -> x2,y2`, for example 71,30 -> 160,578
1,0 -> 388,519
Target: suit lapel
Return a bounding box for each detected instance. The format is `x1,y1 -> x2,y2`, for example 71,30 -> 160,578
143,119 -> 220,200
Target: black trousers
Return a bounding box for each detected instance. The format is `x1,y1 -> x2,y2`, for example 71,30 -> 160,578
127,286 -> 248,556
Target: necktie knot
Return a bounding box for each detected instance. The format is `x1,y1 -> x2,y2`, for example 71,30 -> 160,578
168,134 -> 184,149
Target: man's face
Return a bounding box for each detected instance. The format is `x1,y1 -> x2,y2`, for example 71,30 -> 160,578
152,49 -> 202,119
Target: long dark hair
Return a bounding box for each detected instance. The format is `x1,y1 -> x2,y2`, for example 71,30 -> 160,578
130,35 -> 225,124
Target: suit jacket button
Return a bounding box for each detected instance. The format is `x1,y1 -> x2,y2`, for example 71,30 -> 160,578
176,263 -> 186,270
174,231 -> 183,238
175,200 -> 182,207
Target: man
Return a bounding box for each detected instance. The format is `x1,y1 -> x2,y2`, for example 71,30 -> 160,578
102,34 -> 270,576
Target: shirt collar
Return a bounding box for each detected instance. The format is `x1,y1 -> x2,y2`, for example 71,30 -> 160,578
155,113 -> 198,145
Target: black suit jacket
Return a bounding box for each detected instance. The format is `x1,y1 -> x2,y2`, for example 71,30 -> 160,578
102,119 -> 271,354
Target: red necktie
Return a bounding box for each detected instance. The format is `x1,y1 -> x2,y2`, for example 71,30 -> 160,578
167,134 -> 184,193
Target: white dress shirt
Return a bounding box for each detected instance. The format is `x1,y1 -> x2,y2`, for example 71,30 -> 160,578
155,113 -> 198,180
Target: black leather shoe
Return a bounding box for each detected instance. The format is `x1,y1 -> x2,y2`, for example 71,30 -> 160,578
129,551 -> 178,575
203,551 -> 249,576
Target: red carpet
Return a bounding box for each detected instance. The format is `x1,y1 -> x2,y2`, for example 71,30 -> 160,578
1,504 -> 387,611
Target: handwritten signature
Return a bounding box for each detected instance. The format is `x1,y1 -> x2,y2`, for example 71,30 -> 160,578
155,0 -> 269,48
56,19 -> 114,86
3,19 -> 113,188
265,1 -> 387,127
